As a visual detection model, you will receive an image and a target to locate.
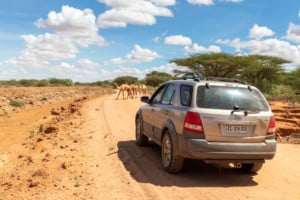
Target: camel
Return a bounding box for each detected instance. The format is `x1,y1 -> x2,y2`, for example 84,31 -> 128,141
114,83 -> 133,100
138,84 -> 147,96
129,84 -> 138,99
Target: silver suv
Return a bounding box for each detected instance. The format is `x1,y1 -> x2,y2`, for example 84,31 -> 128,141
135,78 -> 277,173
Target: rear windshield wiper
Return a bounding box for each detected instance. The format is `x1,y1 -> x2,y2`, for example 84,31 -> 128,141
231,106 -> 260,116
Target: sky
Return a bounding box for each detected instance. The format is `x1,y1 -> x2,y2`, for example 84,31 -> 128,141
0,0 -> 299,82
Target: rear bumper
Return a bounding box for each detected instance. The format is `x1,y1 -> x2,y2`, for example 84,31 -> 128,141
177,136 -> 277,161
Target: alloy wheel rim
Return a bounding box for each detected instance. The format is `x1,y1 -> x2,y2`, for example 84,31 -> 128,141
163,136 -> 171,166
136,120 -> 141,139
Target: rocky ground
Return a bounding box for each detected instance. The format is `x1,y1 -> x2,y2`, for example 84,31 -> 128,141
0,86 -> 299,200
269,100 -> 300,143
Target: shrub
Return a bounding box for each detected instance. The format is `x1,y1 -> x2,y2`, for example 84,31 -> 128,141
9,99 -> 26,107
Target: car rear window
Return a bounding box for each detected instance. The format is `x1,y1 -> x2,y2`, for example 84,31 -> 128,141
180,85 -> 193,106
196,85 -> 269,111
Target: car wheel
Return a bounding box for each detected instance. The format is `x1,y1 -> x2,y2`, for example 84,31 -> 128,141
161,130 -> 184,173
241,163 -> 263,173
135,116 -> 148,146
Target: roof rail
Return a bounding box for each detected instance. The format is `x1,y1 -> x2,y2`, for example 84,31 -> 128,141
205,77 -> 247,84
181,72 -> 206,82
178,73 -> 246,84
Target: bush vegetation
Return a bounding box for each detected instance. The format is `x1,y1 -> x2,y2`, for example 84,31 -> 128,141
0,54 -> 299,102
9,99 -> 26,107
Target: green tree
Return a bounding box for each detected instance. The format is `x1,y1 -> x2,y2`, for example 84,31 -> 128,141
113,76 -> 138,86
171,53 -> 289,93
49,78 -> 73,86
239,55 -> 287,91
279,66 -> 300,92
144,71 -> 173,87
171,53 -> 242,78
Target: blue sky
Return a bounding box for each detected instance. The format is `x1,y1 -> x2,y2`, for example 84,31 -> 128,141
0,0 -> 299,82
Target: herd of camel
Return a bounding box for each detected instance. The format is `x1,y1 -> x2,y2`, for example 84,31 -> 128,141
114,83 -> 148,100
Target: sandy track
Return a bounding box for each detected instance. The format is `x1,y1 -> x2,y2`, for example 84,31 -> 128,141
1,93 -> 300,199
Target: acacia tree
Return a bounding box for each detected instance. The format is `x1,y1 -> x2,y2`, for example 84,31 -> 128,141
145,71 -> 173,87
171,53 -> 289,92
113,76 -> 138,85
279,66 -> 300,92
171,53 -> 243,78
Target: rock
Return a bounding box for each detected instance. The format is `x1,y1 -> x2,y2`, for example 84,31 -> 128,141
33,169 -> 47,177
61,162 -> 67,169
70,107 -> 78,113
44,126 -> 58,134
51,110 -> 60,115
28,179 -> 39,188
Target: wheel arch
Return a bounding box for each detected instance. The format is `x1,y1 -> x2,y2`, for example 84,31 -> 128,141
135,109 -> 142,124
161,120 -> 179,152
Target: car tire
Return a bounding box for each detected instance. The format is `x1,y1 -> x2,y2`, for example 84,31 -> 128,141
241,163 -> 263,173
161,130 -> 184,173
135,116 -> 148,146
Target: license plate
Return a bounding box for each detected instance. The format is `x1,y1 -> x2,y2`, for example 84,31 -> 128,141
221,124 -> 248,137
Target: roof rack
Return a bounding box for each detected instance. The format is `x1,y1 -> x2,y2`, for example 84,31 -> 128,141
181,72 -> 206,82
205,77 -> 247,84
178,72 -> 247,84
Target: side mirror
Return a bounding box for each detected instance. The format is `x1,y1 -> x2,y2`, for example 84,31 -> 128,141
141,96 -> 149,103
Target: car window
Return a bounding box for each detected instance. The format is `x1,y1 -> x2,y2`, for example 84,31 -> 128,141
180,85 -> 193,106
196,85 -> 269,111
151,84 -> 167,104
161,84 -> 176,105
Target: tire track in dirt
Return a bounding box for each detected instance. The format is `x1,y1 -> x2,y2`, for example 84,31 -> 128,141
100,95 -> 300,200
101,95 -> 163,200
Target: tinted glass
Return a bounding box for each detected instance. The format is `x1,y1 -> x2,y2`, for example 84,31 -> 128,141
151,84 -> 167,104
180,85 -> 193,106
161,84 -> 175,104
196,86 -> 269,111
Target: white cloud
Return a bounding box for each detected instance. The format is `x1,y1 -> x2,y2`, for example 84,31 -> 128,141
126,44 -> 161,63
3,6 -> 107,70
103,44 -> 161,66
105,57 -> 126,65
286,23 -> 300,43
48,62 -> 102,82
3,33 -> 78,68
221,0 -> 243,2
36,5 -> 106,47
184,43 -> 221,53
97,0 -> 173,28
217,38 -> 300,64
249,24 -> 275,40
21,33 -> 78,61
76,59 -> 100,69
100,62 -> 185,81
150,0 -> 176,6
187,0 -> 214,6
145,62 -> 186,75
164,35 -> 192,46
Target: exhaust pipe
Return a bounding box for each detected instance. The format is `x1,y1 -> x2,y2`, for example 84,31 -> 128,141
229,162 -> 242,168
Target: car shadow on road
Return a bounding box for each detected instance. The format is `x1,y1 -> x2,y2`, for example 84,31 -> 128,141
117,140 -> 258,187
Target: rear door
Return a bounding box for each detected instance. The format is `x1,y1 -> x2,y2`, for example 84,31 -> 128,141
196,85 -> 272,143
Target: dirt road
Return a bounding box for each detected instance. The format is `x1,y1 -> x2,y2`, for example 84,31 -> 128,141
1,93 -> 300,199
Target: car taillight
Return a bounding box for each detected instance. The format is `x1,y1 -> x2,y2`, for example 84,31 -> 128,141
183,111 -> 204,134
267,116 -> 276,135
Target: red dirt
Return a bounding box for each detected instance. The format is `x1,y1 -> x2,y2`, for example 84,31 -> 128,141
0,87 -> 299,199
